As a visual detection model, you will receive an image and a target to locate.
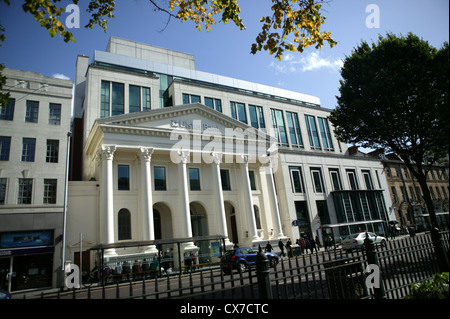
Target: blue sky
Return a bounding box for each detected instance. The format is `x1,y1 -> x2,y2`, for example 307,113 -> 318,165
1,0 -> 449,110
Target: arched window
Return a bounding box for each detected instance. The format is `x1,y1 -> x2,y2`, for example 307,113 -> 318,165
254,205 -> 262,230
118,209 -> 131,240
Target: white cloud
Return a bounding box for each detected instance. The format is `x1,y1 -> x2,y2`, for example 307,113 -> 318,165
52,73 -> 71,80
270,52 -> 343,73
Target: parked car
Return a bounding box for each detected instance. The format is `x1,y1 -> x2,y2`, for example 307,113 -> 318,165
0,289 -> 11,299
341,232 -> 387,251
221,247 -> 279,274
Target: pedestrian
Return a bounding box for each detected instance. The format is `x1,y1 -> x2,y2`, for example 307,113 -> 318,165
315,235 -> 321,250
132,259 -> 141,279
265,241 -> 273,252
278,239 -> 285,257
310,237 -> 318,253
286,238 -> 292,257
114,262 -> 122,283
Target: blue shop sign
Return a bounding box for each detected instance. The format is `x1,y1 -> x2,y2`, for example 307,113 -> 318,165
0,230 -> 54,249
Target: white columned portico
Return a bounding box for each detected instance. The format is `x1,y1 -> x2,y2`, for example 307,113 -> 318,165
265,160 -> 285,238
211,152 -> 233,248
100,145 -> 117,256
241,155 -> 260,242
178,150 -> 197,251
140,147 -> 158,254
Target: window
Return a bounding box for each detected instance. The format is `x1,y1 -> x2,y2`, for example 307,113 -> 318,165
317,117 -> 334,151
118,165 -> 130,190
0,98 -> 15,121
0,178 -> 7,205
391,187 -> 399,204
154,166 -> 166,191
220,169 -> 231,191
205,97 -> 222,112
18,178 -> 33,204
111,82 -> 124,116
183,94 -> 201,104
118,209 -> 132,240
49,103 -> 61,125
25,101 -> 39,123
230,102 -> 247,124
46,140 -> 59,163
22,138 -> 36,162
347,169 -> 359,190
101,81 -> 124,117
400,186 -> 408,203
286,111 -> 303,148
305,115 -> 321,150
271,109 -> 288,147
143,87 -> 151,111
43,179 -> 57,204
311,168 -> 324,193
249,170 -> 257,190
249,105 -> 265,131
0,136 -> 11,161
329,169 -> 342,191
362,170 -> 374,190
409,186 -> 416,201
189,168 -> 201,191
129,85 -> 141,113
254,205 -> 262,229
101,80 -> 110,118
290,166 -> 304,193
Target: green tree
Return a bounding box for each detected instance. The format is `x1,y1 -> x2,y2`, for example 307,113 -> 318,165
329,33 -> 449,228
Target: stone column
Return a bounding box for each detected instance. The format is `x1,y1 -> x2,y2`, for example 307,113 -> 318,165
100,145 -> 117,256
241,155 -> 260,241
265,161 -> 284,238
211,152 -> 232,247
178,150 -> 197,251
140,147 -> 158,254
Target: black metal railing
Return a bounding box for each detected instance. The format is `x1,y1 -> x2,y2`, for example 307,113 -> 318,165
26,230 -> 448,300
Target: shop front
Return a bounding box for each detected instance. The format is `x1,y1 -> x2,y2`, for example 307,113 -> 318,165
0,230 -> 55,293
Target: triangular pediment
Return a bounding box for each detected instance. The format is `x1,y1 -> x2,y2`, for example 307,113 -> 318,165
97,103 -> 264,137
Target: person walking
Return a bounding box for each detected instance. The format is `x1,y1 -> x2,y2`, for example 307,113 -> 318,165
265,241 -> 273,252
278,239 -> 285,257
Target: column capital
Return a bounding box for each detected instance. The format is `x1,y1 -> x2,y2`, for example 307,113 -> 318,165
101,145 -> 116,160
240,154 -> 251,165
178,149 -> 190,164
140,147 -> 154,162
211,152 -> 223,165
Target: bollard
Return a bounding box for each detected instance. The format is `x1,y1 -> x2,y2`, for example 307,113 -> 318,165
255,245 -> 273,299
431,227 -> 449,273
364,232 -> 386,299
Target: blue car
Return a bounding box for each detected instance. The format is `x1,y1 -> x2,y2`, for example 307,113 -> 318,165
220,246 -> 279,274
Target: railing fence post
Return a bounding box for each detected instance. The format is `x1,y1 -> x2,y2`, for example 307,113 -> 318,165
431,227 -> 449,273
256,245 -> 273,299
364,232 -> 386,299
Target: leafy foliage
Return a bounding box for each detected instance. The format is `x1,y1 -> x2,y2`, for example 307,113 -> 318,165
406,272 -> 449,299
329,33 -> 449,227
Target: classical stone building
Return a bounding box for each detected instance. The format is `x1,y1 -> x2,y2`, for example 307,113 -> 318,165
66,37 -> 395,273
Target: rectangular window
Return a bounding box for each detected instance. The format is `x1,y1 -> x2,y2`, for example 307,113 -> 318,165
0,98 -> 15,121
271,109 -> 288,147
391,186 -> 399,204
118,165 -> 130,190
0,178 -> 7,205
0,136 -> 11,161
189,168 -> 201,191
311,168 -> 324,193
183,93 -> 190,105
290,166 -> 304,193
101,80 -> 110,118
111,82 -> 124,116
400,186 -> 408,203
154,166 -> 166,191
230,102 -> 247,124
409,186 -> 416,202
190,95 -> 201,103
22,138 -> 36,162
305,115 -> 321,150
43,179 -> 57,204
18,178 -> 33,204
205,97 -> 222,112
249,170 -> 257,190
362,170 -> 374,190
143,87 -> 151,111
249,105 -> 265,131
220,169 -> 231,191
129,85 -> 141,113
329,169 -> 342,191
49,103 -> 61,125
347,169 -> 359,190
286,111 -> 303,148
318,117 -> 334,151
46,140 -> 59,163
25,100 -> 39,123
